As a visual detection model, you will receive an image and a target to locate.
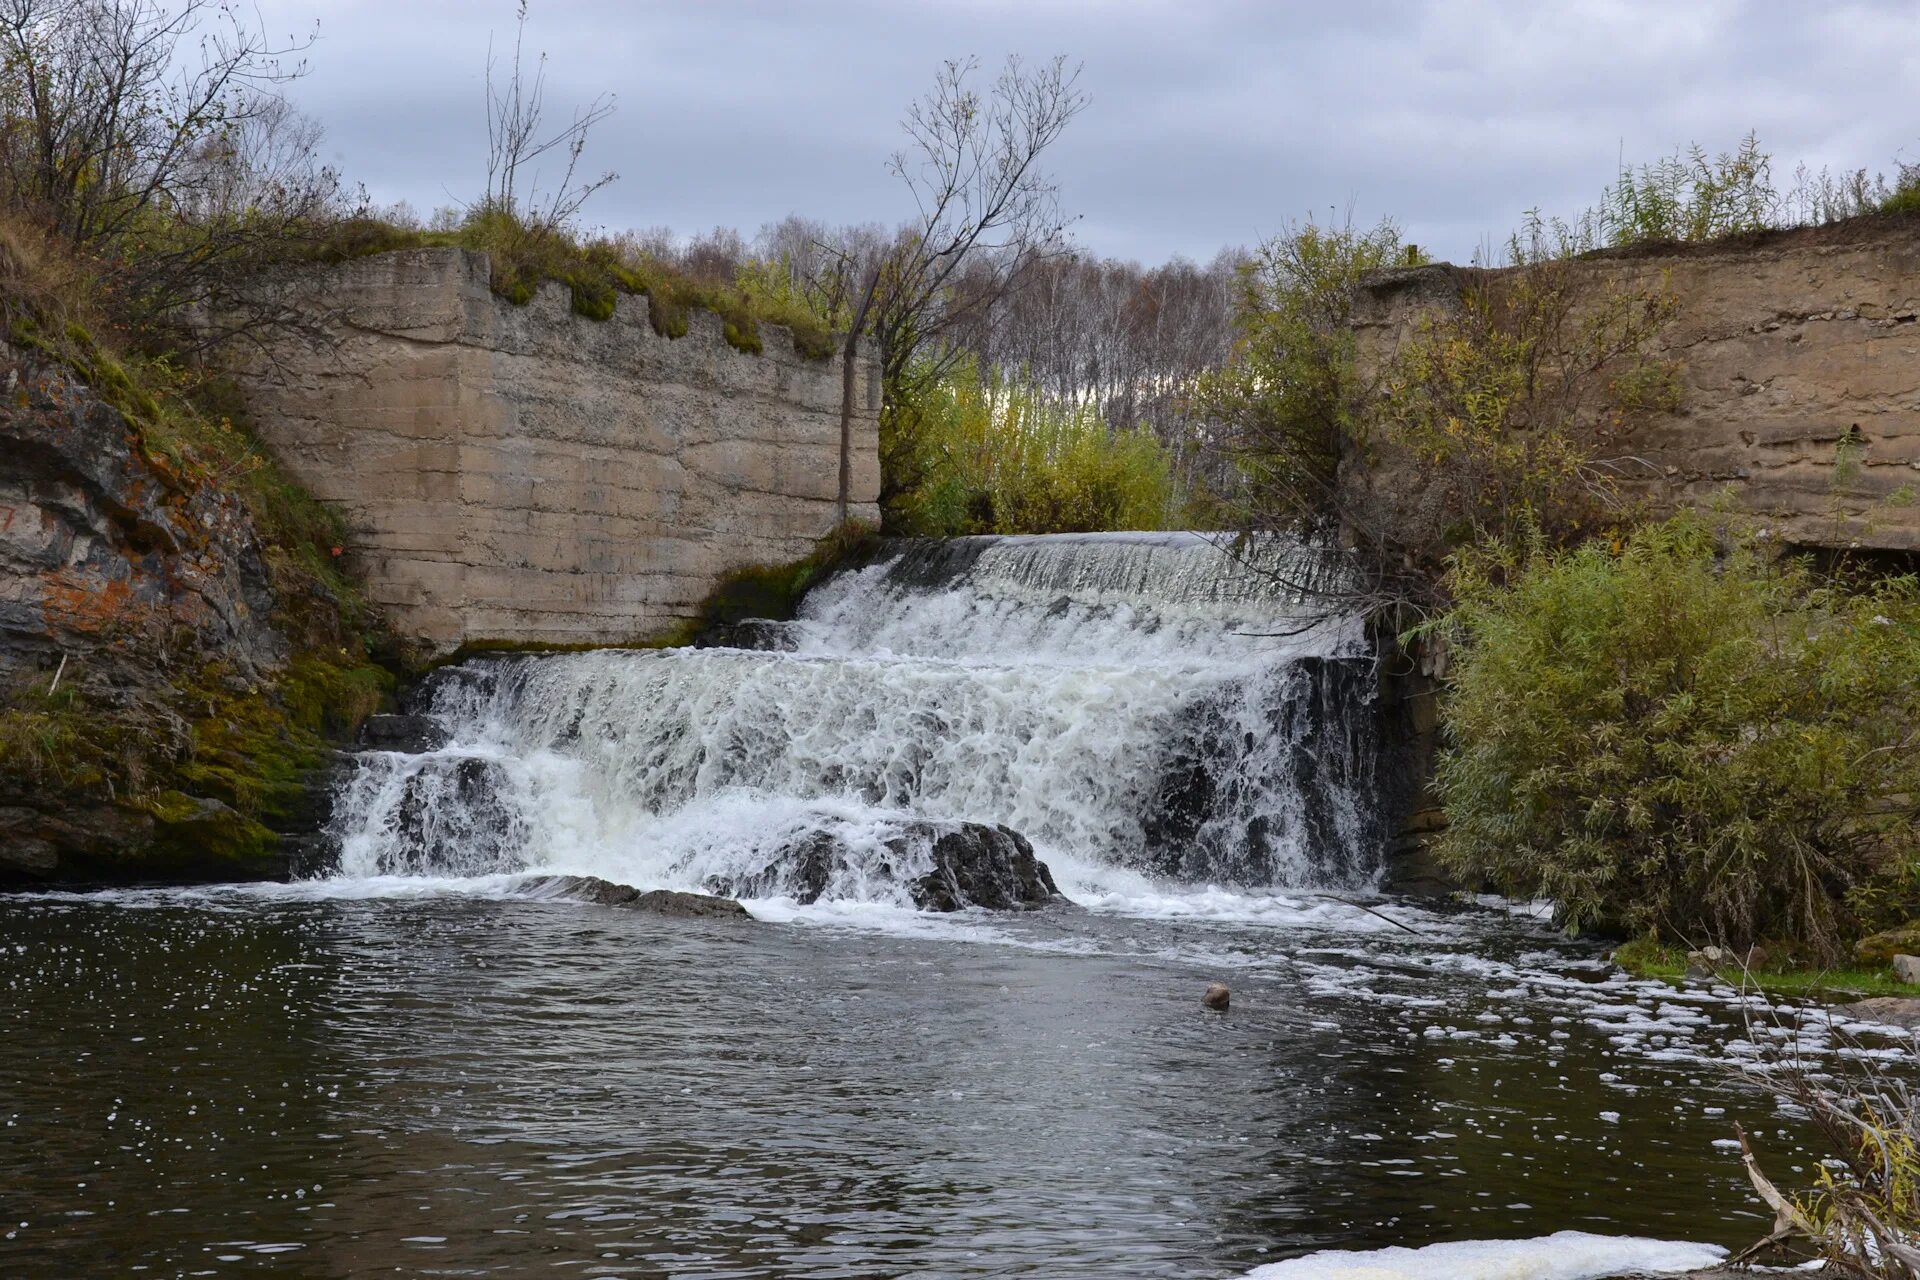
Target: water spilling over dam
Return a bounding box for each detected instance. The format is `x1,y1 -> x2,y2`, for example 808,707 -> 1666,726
325,532 -> 1386,902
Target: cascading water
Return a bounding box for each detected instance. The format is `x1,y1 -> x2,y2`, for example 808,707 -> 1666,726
325,532 -> 1386,905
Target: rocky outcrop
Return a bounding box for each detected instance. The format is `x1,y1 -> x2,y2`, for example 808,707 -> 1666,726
911,823 -> 1062,912
0,354 -> 297,881
0,358 -> 284,686
1350,217 -> 1920,556
1855,923 -> 1920,966
515,874 -> 751,918
705,820 -> 1063,912
229,248 -> 881,653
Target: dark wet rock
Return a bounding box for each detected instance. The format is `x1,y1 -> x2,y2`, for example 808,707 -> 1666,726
517,875 -> 750,918
0,801 -> 156,881
282,834 -> 340,880
376,756 -> 526,876
358,714 -> 450,753
691,619 -> 799,652
912,824 -> 1060,912
705,820 -> 1062,912
632,888 -> 752,919
1202,983 -> 1230,1011
1142,657 -> 1382,886
1844,997 -> 1920,1030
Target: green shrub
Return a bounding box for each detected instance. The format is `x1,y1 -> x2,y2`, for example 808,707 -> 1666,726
1191,217 -> 1423,531
1434,515 -> 1920,958
886,364 -> 1185,536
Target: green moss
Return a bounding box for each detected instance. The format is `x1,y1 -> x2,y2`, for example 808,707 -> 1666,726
1613,938 -> 1920,1000
141,789 -> 279,864
696,521 -> 880,624
1855,924 -> 1920,966
721,319 -> 762,355
646,294 -> 690,339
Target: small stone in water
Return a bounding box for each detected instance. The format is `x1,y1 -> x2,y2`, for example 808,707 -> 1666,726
1202,983 -> 1230,1012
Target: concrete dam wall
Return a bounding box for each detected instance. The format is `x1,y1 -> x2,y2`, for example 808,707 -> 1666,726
234,248 -> 880,651
1350,218 -> 1920,554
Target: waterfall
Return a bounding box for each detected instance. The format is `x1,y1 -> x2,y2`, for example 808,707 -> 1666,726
326,532 -> 1386,904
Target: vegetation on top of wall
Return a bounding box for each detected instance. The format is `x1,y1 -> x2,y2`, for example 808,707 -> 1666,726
1193,217 -> 1425,541
314,208 -> 841,360
1500,132 -> 1920,265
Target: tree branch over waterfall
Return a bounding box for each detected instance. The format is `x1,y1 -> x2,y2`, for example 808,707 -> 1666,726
827,54 -> 1088,525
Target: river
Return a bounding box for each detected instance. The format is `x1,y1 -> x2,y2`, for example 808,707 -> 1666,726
0,534 -> 1888,1277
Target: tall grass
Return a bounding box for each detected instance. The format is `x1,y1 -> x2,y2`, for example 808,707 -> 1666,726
317,207 -> 840,359
1501,134 -> 1920,264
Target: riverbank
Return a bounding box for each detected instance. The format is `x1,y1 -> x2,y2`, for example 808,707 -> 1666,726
1612,938 -> 1920,1001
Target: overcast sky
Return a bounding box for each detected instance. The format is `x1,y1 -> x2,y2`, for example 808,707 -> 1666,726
254,0 -> 1920,267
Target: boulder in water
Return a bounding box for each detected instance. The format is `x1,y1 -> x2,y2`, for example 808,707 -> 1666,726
705,820 -> 1061,912
912,824 -> 1061,912
517,875 -> 751,918
358,713 -> 451,753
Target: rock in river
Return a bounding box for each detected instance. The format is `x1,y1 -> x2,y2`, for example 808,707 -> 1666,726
516,875 -> 751,919
704,819 -> 1062,912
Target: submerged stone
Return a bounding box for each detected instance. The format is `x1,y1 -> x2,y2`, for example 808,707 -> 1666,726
1845,996 -> 1920,1030
358,714 -> 451,753
516,875 -> 750,919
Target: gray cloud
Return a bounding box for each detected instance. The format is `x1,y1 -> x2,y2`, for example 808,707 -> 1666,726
260,0 -> 1920,265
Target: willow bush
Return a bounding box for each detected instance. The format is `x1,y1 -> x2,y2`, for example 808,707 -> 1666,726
886,364 -> 1182,536
1435,516 -> 1920,958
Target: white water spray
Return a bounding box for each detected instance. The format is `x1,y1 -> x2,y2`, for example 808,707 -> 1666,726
327,533 -> 1384,905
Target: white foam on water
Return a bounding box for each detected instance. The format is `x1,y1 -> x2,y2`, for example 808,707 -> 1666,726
1240,1230 -> 1725,1279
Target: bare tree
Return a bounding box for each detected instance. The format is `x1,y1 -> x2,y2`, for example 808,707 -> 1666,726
0,0 -> 347,347
482,0 -> 615,232
822,55 -> 1089,523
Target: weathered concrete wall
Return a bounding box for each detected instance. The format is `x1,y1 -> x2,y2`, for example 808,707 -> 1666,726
1351,219 -> 1920,553
235,248 -> 879,650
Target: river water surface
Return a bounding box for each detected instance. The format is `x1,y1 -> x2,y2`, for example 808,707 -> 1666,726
1,882 -> 1877,1277
0,535 -> 1895,1277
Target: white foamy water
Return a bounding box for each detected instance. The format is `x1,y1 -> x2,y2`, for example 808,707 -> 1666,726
327,533 -> 1385,907
1242,1231 -> 1726,1279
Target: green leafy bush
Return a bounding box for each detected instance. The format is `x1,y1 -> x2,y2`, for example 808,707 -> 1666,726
887,364 -> 1185,536
1192,217 -> 1423,531
1435,515 -> 1920,958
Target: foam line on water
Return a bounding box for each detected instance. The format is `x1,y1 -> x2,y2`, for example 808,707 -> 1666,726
1240,1231 -> 1726,1279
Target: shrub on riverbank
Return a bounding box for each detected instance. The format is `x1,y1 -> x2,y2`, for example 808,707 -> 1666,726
1434,515 -> 1920,960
